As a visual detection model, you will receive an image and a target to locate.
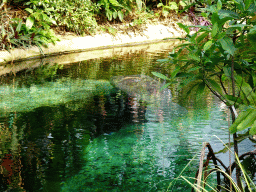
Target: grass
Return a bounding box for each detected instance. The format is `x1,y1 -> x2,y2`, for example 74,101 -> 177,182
167,137 -> 256,192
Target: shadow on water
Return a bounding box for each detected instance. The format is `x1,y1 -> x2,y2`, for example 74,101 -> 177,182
0,49 -> 255,191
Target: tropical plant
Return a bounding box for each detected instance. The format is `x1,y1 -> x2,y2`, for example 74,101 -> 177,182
0,2 -> 58,51
157,0 -> 187,17
153,0 -> 256,189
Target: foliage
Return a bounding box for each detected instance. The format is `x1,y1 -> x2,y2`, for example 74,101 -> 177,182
153,0 -> 256,188
25,0 -> 99,35
154,0 -> 256,135
157,0 -> 187,17
97,0 -> 130,21
0,5 -> 58,51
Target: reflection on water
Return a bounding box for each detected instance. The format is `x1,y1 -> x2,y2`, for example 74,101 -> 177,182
0,49 -> 255,191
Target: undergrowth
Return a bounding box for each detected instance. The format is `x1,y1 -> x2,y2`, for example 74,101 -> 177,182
0,0 -> 202,51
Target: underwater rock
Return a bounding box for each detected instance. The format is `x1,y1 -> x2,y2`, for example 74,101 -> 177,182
110,74 -> 171,103
111,75 -> 187,122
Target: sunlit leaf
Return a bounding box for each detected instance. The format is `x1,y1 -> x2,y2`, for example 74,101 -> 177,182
151,72 -> 170,80
217,0 -> 222,10
177,23 -> 190,34
136,0 -> 142,10
237,110 -> 256,132
203,40 -> 213,51
16,21 -> 23,32
112,11 -> 117,19
26,16 -> 34,30
109,0 -> 123,7
249,121 -> 256,135
117,11 -> 124,21
25,8 -> 33,14
229,108 -> 254,134
179,1 -> 186,7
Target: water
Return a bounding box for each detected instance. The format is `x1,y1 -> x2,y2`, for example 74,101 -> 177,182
0,43 -> 255,191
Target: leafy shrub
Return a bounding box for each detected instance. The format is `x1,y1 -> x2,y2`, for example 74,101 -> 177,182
157,0 -> 187,17
96,0 -> 133,21
50,0 -> 99,35
24,0 -> 99,35
0,6 -> 58,51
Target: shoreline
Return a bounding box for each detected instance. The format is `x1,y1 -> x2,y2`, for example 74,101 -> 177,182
0,19 -> 190,65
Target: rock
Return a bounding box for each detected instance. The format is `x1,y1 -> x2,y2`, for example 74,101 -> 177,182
110,75 -> 171,103
111,75 -> 187,122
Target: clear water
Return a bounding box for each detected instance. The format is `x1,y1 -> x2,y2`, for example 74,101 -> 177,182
0,44 -> 255,191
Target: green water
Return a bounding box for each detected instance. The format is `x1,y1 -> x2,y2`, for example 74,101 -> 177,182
0,48 -> 254,191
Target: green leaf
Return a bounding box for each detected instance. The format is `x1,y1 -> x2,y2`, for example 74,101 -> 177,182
1,25 -> 6,37
171,67 -> 180,78
211,12 -> 220,24
206,79 -> 224,97
217,0 -> 222,10
218,10 -> 240,19
247,27 -> 256,45
196,82 -> 205,97
151,72 -> 170,80
196,32 -> 209,43
211,23 -> 218,37
225,95 -> 244,104
188,54 -> 200,62
25,8 -> 33,14
203,40 -> 213,51
177,23 -> 190,34
229,108 -> 254,134
168,2 -> 178,10
179,1 -> 186,7
219,37 -> 236,55
249,120 -> 256,135
16,21 -> 22,32
113,11 -> 118,19
136,0 -> 142,10
188,66 -> 201,73
157,3 -> 163,7
26,16 -> 34,30
160,82 -> 172,91
237,110 -> 256,132
235,75 -> 256,105
223,66 -> 231,78
181,75 -> 200,88
217,32 -> 226,39
117,11 -> 124,21
245,0 -> 252,10
109,0 -> 123,7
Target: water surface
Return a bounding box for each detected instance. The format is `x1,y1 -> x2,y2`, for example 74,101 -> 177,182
0,45 -> 254,191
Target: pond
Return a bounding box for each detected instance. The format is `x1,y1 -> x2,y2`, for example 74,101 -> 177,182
0,41 -> 255,192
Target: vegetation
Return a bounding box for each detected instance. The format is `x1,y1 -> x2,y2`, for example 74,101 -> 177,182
0,0 -> 200,51
153,0 -> 256,190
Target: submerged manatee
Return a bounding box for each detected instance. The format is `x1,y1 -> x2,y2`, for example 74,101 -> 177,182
111,75 -> 187,122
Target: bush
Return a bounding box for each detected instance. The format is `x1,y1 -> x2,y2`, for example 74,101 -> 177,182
49,0 -> 99,35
